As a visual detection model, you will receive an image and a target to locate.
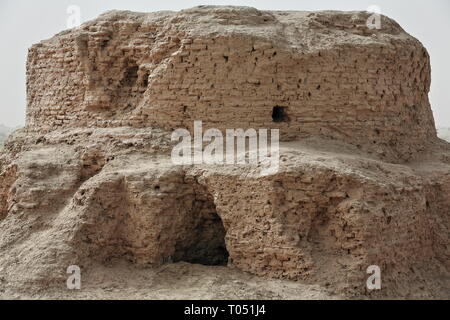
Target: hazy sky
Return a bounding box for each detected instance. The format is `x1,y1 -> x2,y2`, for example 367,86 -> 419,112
1,0 -> 449,127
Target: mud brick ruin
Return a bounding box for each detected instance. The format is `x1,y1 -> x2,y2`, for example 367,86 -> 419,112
0,6 -> 448,298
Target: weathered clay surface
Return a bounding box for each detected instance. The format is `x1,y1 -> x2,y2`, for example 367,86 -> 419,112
0,6 -> 449,299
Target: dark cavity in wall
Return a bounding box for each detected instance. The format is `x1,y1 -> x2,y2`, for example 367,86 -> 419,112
121,63 -> 139,87
272,106 -> 290,122
172,193 -> 229,266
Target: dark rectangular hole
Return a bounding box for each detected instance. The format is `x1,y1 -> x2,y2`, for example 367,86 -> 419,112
272,106 -> 290,122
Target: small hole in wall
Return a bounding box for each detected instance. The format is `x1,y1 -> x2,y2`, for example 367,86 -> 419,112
122,65 -> 139,87
154,185 -> 160,190
100,40 -> 109,49
272,106 -> 290,123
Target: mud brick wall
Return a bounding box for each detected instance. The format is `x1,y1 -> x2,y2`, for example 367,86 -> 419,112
25,8 -> 437,161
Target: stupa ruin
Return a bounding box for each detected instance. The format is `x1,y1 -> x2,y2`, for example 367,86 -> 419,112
0,6 -> 448,299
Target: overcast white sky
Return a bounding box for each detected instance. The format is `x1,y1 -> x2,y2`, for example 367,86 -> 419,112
0,0 -> 449,127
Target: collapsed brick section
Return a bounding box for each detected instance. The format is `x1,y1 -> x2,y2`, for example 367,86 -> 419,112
69,163 -> 228,267
26,8 -> 436,162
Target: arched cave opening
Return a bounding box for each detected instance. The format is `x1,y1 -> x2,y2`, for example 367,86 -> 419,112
172,194 -> 229,266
